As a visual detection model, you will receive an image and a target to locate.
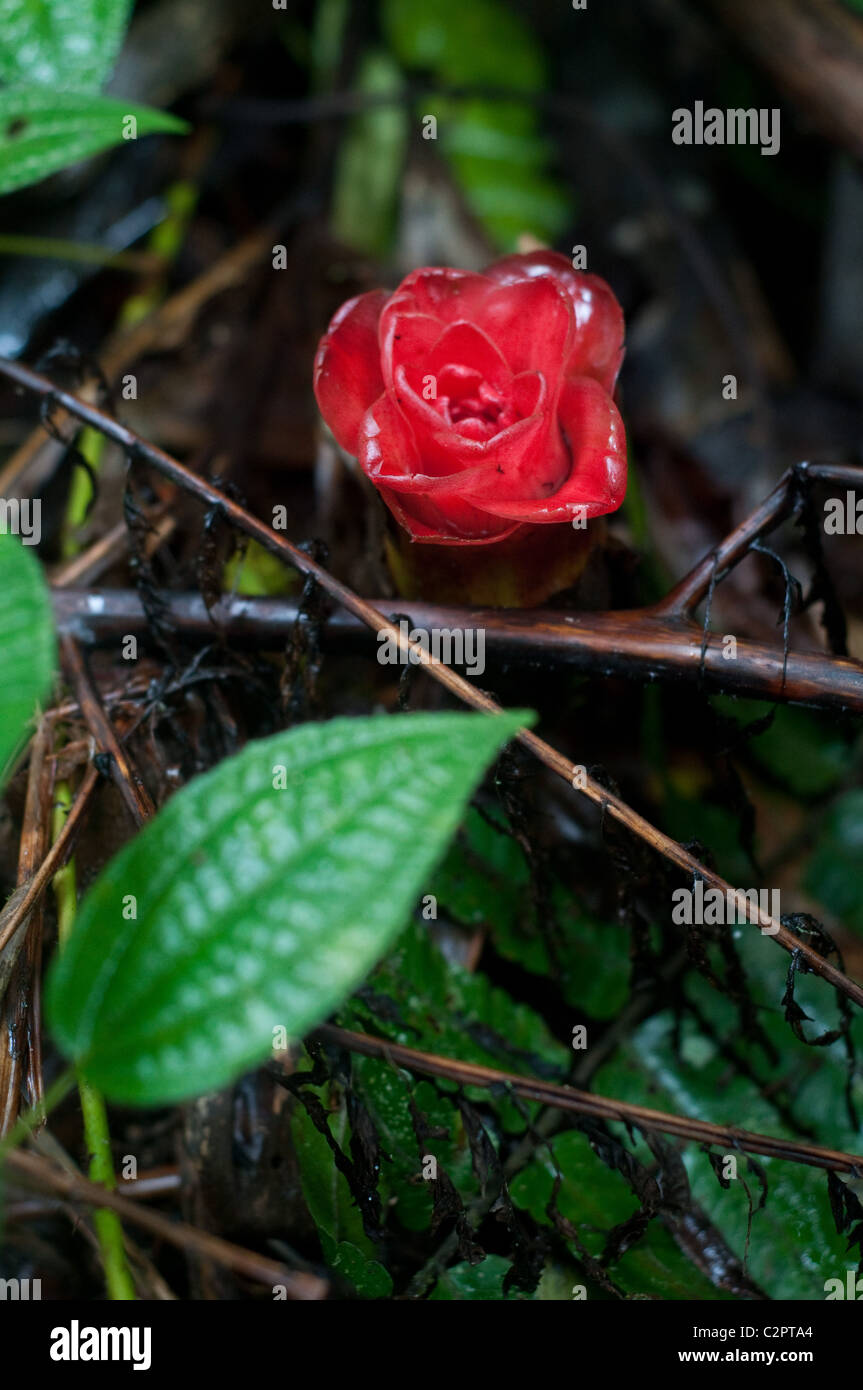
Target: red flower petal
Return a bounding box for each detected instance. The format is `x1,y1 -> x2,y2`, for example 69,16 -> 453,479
487,251 -> 624,393
471,275 -> 573,381
425,320 -> 511,391
313,290 -> 389,454
380,310 -> 442,391
362,372 -> 528,491
471,376 -> 627,523
564,277 -> 625,393
357,394 -> 521,544
510,371 -> 544,416
378,484 -> 522,545
312,258 -> 629,554
388,364 -> 562,491
455,374 -> 571,506
380,267 -> 493,331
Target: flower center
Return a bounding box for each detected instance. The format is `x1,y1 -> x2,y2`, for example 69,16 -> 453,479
435,365 -> 519,442
450,387 -> 501,425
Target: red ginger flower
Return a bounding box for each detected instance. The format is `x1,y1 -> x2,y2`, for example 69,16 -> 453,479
313,251 -> 626,546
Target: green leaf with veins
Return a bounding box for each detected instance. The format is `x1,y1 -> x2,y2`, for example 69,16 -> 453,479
46,710 -> 531,1105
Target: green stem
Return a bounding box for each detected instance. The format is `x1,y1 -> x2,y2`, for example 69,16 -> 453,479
0,234 -> 158,270
52,782 -> 136,1301
61,428 -> 105,560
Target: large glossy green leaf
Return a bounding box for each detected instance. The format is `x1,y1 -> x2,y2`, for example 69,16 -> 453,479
0,87 -> 188,196
0,531 -> 56,789
0,0 -> 133,91
46,710 -> 530,1105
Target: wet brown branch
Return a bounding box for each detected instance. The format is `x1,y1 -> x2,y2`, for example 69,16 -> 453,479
654,459 -> 861,617
314,1024 -> 863,1175
1,357 -> 862,1009
3,1148 -> 328,1298
53,584 -> 863,713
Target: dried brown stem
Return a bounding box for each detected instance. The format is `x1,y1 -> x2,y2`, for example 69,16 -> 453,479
5,1165 -> 183,1212
59,634 -> 155,827
1,358 -> 861,1009
3,1148 -> 328,1298
708,0 -> 863,163
0,226 -> 273,501
51,508 -> 174,589
0,765 -> 99,960
314,1024 -> 863,1175
0,720 -> 53,1133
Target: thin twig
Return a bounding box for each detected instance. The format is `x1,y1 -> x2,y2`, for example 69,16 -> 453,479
0,719 -> 52,1133
313,1024 -> 863,1175
3,1148 -> 329,1298
0,229 -> 275,502
5,1166 -> 183,1214
0,764 -> 99,959
59,634 -> 155,826
656,459 -> 863,617
51,508 -> 174,589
